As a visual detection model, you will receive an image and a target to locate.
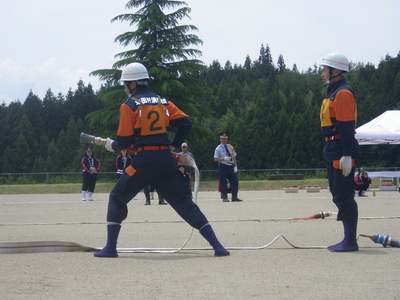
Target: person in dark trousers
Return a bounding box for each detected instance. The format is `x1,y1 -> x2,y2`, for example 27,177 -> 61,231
320,52 -> 361,252
81,148 -> 100,201
94,62 -> 229,257
218,179 -> 232,198
354,167 -> 371,197
213,132 -> 243,202
178,163 -> 192,197
115,149 -> 132,180
143,185 -> 167,205
179,142 -> 195,188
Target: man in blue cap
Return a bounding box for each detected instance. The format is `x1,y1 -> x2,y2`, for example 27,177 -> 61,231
213,132 -> 243,202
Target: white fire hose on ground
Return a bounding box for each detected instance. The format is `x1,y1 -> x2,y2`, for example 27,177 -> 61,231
1,134 -> 399,254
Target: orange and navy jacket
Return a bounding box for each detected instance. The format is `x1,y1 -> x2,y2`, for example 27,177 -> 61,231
112,86 -> 192,151
320,79 -> 357,157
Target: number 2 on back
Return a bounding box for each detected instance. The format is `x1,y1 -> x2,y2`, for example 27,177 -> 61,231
140,105 -> 169,136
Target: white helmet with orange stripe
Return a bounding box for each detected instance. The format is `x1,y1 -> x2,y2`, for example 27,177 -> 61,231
120,62 -> 149,84
320,52 -> 349,72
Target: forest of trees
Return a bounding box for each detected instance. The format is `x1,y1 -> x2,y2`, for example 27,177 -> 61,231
1,0 -> 400,175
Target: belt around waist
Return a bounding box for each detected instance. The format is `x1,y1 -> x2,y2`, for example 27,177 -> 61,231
325,135 -> 340,142
219,162 -> 234,166
136,146 -> 169,152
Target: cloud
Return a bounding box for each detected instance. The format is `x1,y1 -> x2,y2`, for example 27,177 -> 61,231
0,58 -> 101,103
1,0 -> 399,105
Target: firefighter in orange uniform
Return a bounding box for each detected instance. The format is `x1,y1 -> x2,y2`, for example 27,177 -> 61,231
320,52 -> 361,252
94,63 -> 229,257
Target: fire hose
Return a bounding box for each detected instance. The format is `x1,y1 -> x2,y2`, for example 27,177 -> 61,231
1,231 -> 399,254
1,210 -> 399,253
0,133 -> 398,254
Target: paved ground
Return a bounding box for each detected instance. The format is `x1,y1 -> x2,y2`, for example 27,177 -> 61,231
0,189 -> 399,299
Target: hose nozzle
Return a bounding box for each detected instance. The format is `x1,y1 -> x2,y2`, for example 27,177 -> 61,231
80,132 -> 106,146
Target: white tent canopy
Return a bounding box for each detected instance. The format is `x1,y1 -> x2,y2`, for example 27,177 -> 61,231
355,110 -> 400,145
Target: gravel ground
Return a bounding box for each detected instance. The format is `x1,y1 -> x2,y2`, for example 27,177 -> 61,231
0,189 -> 399,300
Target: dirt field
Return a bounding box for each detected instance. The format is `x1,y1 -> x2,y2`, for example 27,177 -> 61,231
1,189 -> 399,299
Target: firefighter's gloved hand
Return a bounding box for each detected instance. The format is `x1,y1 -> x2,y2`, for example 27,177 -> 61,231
223,156 -> 231,161
340,156 -> 352,177
234,167 -> 238,173
105,138 -> 115,153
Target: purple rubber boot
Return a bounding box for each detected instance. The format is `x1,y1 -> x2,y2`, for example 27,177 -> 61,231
199,224 -> 230,256
329,220 -> 359,252
94,224 -> 121,258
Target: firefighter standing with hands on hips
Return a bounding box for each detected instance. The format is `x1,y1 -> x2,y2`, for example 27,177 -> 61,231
214,132 -> 243,202
94,62 -> 229,257
320,52 -> 361,252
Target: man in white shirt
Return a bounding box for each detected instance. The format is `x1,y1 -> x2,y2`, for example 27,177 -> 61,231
213,132 -> 243,202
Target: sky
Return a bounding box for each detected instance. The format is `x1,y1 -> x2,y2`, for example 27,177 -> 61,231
1,0 -> 399,105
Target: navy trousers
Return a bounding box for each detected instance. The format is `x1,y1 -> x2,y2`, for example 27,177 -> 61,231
326,161 -> 358,221
82,176 -> 97,193
107,149 -> 208,229
218,163 -> 238,194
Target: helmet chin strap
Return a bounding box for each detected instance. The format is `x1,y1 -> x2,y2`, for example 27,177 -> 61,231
126,82 -> 137,96
324,70 -> 342,86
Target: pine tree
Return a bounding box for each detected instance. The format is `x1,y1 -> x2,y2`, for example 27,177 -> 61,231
42,89 -> 66,141
15,115 -> 38,160
1,146 -> 13,173
244,55 -> 252,69
91,0 -> 205,96
23,91 -> 43,142
12,134 -> 33,173
46,140 -> 59,172
89,0 -> 210,141
258,43 -> 273,66
32,156 -> 46,173
0,102 -> 23,161
38,134 -> 50,165
277,54 -> 286,73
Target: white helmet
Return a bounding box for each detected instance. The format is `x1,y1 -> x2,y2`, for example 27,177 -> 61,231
120,62 -> 149,83
320,52 -> 349,72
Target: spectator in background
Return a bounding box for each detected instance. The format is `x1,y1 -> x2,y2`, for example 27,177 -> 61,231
213,132 -> 243,202
81,148 -> 100,201
115,149 -> 133,180
218,179 -> 232,199
179,142 -> 195,187
178,164 -> 192,197
179,142 -> 194,159
354,167 -> 371,197
143,185 -> 167,205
